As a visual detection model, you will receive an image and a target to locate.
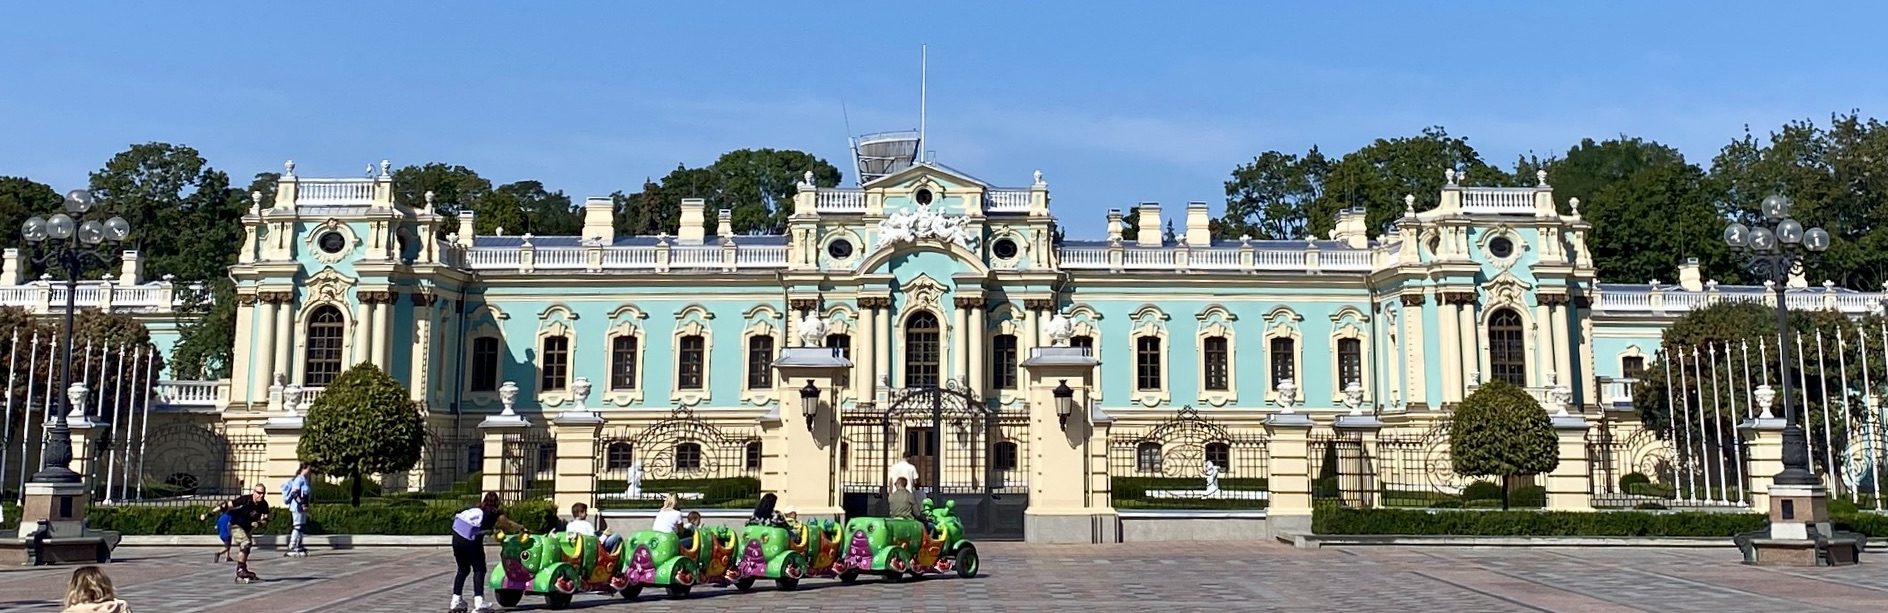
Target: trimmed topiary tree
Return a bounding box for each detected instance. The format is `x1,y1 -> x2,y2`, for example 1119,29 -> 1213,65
299,363 -> 426,507
1451,380 -> 1558,510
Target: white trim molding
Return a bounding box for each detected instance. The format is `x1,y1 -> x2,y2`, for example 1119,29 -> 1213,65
671,304 -> 715,407
534,304 -> 578,407
1328,306 -> 1371,403
1130,304 -> 1171,408
1195,305 -> 1238,407
741,305 -> 782,406
1263,306 -> 1305,405
602,305 -> 649,407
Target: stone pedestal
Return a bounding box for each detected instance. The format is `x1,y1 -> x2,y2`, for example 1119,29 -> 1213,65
0,481 -> 118,566
1740,418 -> 1785,510
1735,481 -> 1864,566
479,415 -> 532,499
1547,415 -> 1594,512
768,347 -> 851,520
261,415 -> 305,493
1331,415 -> 1382,509
550,411 -> 604,513
1020,347 -> 1112,543
66,417 -> 103,488
1263,413 -> 1315,535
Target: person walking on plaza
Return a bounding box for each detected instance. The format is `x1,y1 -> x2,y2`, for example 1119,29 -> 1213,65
450,492 -> 524,613
201,484 -> 270,583
62,566 -> 131,613
889,455 -> 920,494
211,511 -> 233,563
281,463 -> 313,557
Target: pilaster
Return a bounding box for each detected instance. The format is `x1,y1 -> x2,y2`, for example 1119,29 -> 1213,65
1020,347 -> 1112,543
1547,415 -> 1593,511
1741,418 -> 1786,510
479,410 -> 532,500
550,411 -> 604,513
262,416 -> 306,494
1263,412 -> 1315,535
768,347 -> 852,519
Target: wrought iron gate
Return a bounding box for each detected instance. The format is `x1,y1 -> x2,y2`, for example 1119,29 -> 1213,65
840,381 -> 1027,539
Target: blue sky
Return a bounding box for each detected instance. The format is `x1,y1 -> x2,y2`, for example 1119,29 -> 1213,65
2,2 -> 1885,235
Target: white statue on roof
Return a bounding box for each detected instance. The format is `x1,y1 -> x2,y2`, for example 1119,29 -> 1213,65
1045,310 -> 1074,346
873,201 -> 977,251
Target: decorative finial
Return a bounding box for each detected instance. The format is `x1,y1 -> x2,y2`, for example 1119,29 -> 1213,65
424,190 -> 436,208
521,233 -> 534,246
1404,194 -> 1416,215
365,164 -> 377,177
494,226 -> 505,236
379,159 -> 392,178
1824,280 -> 1837,291
284,160 -> 296,177
1239,234 -> 1251,246
802,170 -> 815,186
1444,168 -> 1457,186
447,232 -> 459,243
657,232 -> 670,246
1569,197 -> 1581,216
1706,279 -> 1719,291
1649,278 -> 1660,288
1536,169 -> 1549,187
1033,170 -> 1045,187
250,190 -> 263,212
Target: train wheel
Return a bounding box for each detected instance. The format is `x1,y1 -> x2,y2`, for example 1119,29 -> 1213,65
954,545 -> 979,578
618,585 -> 643,600
734,577 -> 756,592
495,589 -> 523,608
544,592 -> 572,610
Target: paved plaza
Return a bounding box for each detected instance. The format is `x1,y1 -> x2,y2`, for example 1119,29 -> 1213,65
0,542 -> 1884,612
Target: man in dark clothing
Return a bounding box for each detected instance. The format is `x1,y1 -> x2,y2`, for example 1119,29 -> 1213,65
204,484 -> 271,582
887,477 -> 920,521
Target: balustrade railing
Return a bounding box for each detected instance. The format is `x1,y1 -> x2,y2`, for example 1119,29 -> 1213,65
815,189 -> 867,213
670,246 -> 721,270
1055,246 -> 1380,274
736,245 -> 787,266
1597,288 -> 1888,315
984,189 -> 1031,212
295,180 -> 376,205
1190,249 -> 1241,270
601,247 -> 658,269
533,248 -> 586,270
156,380 -> 224,408
1459,187 -> 1536,214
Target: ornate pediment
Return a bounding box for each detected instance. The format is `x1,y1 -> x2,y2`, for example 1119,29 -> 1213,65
304,267 -> 356,303
873,202 -> 978,252
1481,271 -> 1534,307
900,274 -> 950,312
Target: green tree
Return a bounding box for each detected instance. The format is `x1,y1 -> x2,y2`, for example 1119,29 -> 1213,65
1119,208 -> 1141,241
1539,137 -> 1731,284
1710,114 -> 1888,290
611,179 -> 673,237
169,278 -> 235,378
1309,127 -> 1505,238
391,163 -> 492,237
616,150 -> 842,238
1451,380 -> 1558,509
87,143 -> 248,284
298,363 -> 426,507
480,180 -> 579,236
1218,148 -> 1328,240
244,172 -> 281,209
0,177 -> 63,251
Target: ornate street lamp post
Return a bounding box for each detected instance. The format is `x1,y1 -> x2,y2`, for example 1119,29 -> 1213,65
1722,194 -> 1828,488
20,190 -> 131,484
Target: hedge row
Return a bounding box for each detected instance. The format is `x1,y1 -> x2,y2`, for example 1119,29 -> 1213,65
89,499 -> 560,536
1312,507 -> 1770,536
1,501 -> 17,532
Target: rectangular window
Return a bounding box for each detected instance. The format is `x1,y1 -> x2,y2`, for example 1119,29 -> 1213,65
1203,336 -> 1229,391
1070,335 -> 1094,355
1136,336 -> 1162,391
825,334 -> 852,388
1622,356 -> 1646,380
610,336 -> 637,390
747,335 -> 775,389
540,335 -> 569,392
471,337 -> 500,392
1337,338 -> 1363,390
1270,338 -> 1295,389
993,334 -> 1019,390
678,335 -> 705,390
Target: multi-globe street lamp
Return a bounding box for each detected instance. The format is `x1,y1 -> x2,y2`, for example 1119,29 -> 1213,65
1722,194 -> 1830,487
19,189 -> 131,484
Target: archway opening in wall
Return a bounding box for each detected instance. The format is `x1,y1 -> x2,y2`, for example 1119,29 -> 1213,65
1489,307 -> 1526,387
905,311 -> 941,388
304,305 -> 345,387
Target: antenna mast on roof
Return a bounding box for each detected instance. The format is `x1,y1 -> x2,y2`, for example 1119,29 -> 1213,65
919,44 -> 927,159
848,45 -> 926,185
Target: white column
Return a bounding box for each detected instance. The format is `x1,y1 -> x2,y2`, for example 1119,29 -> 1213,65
1437,296 -> 1461,403
1534,301 -> 1553,388
375,292 -> 395,367
274,293 -> 293,383
1404,297 -> 1428,407
254,296 -> 279,386
353,301 -> 373,367
1458,298 -> 1478,386
952,300 -> 969,384
856,301 -> 877,400
968,302 -> 986,397
410,295 -> 432,402
875,301 -> 892,389
1549,302 -> 1570,385
1025,304 -> 1043,356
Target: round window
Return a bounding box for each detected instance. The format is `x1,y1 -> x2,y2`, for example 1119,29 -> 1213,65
826,239 -> 854,260
317,231 -> 347,254
1488,236 -> 1515,258
992,238 -> 1019,260
915,188 -> 934,206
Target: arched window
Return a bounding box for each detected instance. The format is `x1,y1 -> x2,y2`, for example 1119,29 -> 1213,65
1070,335 -> 1094,354
605,442 -> 633,470
674,442 -> 703,471
1489,308 -> 1526,386
1203,336 -> 1229,391
904,311 -> 941,388
1206,442 -> 1231,472
745,441 -> 763,471
1337,338 -> 1363,390
303,305 -> 346,387
994,441 -> 1019,471
1270,338 -> 1296,390
1136,442 -> 1162,472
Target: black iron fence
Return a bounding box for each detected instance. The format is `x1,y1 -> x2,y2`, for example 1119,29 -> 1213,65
1107,406 -> 1268,510
592,406 -> 762,510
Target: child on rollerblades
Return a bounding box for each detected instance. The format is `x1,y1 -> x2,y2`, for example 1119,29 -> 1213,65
202,484 -> 270,583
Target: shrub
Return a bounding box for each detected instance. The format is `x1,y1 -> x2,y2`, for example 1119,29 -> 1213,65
593,477 -> 762,509
89,498 -> 558,536
1511,485 -> 1547,508
313,476 -> 383,503
1634,502 -> 1669,510
299,363 -> 426,507
1462,481 -> 1503,502
1312,507 -> 1768,536
1,501 -> 18,531
1619,472 -> 1651,489
1451,380 -> 1558,509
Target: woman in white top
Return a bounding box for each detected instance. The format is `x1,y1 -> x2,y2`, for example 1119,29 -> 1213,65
651,494 -> 684,533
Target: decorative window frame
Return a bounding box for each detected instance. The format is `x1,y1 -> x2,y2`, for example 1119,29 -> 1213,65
1474,225 -> 1527,270
1328,306 -> 1372,403
1065,304 -> 1104,401
821,228 -> 865,271
1262,306 -> 1304,405
303,219 -> 359,265
462,304 -> 510,408
602,305 -> 649,407
290,267 -> 358,386
671,305 -> 715,406
535,304 -> 579,407
741,305 -> 782,406
989,303 -> 1028,405
1479,272 -> 1536,387
986,227 -> 1030,270
1129,305 -> 1170,408
1195,305 -> 1238,407
1419,228 -> 1442,261
1617,345 -> 1647,378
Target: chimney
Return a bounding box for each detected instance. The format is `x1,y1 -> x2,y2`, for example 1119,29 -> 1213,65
716,209 -> 732,242
119,250 -> 144,285
581,197 -> 615,245
1136,203 -> 1162,247
1334,208 -> 1369,249
1106,209 -> 1124,242
1,249 -> 18,285
456,210 -> 476,247
1185,202 -> 1210,247
1678,258 -> 1703,292
678,198 -> 706,245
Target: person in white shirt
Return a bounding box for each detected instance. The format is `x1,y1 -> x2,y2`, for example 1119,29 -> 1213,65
651,494 -> 684,534
564,502 -> 597,536
889,455 -> 920,493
